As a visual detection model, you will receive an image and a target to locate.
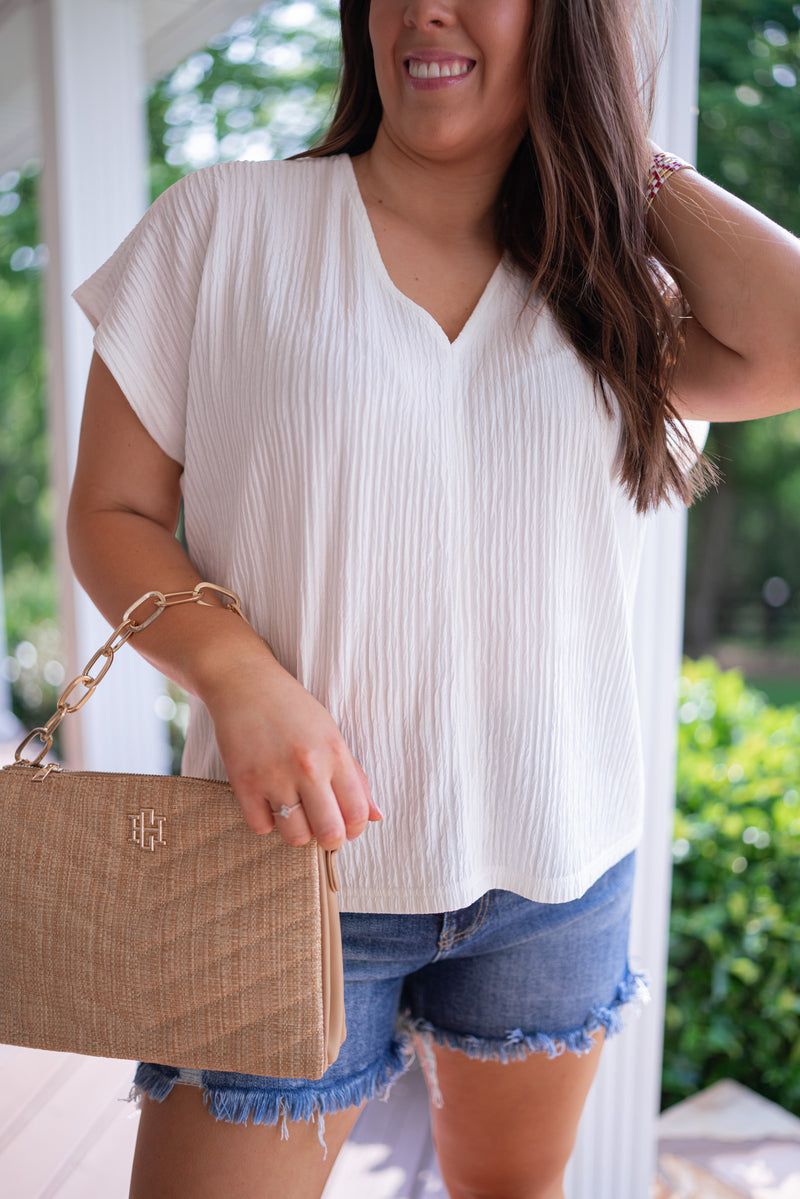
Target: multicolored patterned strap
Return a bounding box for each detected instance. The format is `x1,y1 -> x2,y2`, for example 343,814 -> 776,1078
646,150 -> 694,210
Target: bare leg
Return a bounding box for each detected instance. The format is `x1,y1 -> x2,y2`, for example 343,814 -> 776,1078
428,1029 -> 605,1199
128,1085 -> 364,1199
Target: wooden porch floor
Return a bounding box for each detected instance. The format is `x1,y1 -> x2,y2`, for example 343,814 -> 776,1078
3,1045 -> 800,1197
0,1045 -> 443,1198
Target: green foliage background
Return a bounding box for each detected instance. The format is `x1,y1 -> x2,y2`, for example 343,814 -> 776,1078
699,0 -> 800,235
146,2 -> 341,196
665,658 -> 800,1113
0,167 -> 48,629
684,1 -> 800,663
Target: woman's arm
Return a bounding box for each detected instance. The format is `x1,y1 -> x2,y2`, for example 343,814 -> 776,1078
647,167 -> 800,422
68,350 -> 381,848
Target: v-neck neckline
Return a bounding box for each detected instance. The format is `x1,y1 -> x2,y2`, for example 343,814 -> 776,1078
341,154 -> 508,351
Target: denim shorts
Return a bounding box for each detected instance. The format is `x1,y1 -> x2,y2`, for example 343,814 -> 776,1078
133,851 -> 647,1146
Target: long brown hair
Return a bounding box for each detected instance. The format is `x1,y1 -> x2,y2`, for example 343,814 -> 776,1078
302,0 -> 712,512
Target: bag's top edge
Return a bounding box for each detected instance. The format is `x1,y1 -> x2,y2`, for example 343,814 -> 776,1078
2,762 -> 230,787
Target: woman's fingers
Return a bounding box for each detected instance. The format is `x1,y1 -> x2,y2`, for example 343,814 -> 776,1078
234,788 -> 276,836
352,758 -> 384,824
278,760 -> 376,850
329,761 -> 375,841
207,661 -> 381,849
270,798 -> 315,847
295,781 -> 346,849
257,759 -> 380,851
235,764 -> 377,851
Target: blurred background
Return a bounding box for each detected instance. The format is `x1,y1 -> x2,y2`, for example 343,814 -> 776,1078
0,0 -> 798,1118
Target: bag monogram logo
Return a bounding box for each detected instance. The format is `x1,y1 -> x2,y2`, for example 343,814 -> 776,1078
129,808 -> 167,851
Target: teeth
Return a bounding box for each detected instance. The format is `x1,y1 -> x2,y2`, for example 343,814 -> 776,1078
407,59 -> 471,80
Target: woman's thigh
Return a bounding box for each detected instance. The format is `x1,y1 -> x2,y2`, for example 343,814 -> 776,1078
129,1086 -> 363,1199
429,1031 -> 605,1199
400,852 -> 644,1197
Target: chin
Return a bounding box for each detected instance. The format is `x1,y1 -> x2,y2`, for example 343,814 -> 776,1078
392,120 -> 482,162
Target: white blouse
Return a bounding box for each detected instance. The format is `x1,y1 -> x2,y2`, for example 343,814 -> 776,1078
73,154 -> 648,913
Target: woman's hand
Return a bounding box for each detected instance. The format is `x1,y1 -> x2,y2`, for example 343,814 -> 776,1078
201,652 -> 382,850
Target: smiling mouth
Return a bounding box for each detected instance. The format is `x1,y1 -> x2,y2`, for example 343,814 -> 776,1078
405,58 -> 475,80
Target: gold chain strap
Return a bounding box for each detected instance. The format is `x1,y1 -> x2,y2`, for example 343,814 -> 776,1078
13,582 -> 243,768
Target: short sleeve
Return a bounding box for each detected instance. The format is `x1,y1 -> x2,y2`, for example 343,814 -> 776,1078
71,168 -> 218,465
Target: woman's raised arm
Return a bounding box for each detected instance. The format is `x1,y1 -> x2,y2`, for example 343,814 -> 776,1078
68,350 -> 380,849
647,166 -> 800,423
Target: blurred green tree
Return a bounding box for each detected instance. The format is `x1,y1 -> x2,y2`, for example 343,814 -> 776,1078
685,1 -> 800,660
697,0 -> 799,236
146,2 -> 341,197
0,166 -> 51,644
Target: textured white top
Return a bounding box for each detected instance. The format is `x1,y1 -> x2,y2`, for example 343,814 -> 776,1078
73,155 -> 648,912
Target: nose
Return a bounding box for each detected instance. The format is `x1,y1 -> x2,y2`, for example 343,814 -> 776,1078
403,1 -> 457,30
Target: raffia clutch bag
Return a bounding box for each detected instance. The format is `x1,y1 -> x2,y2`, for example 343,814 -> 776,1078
0,585 -> 346,1079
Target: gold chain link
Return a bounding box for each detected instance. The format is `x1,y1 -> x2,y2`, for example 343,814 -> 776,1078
13,582 -> 243,768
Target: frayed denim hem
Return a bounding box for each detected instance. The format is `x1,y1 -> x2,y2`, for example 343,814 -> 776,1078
403,964 -> 651,1107
130,1037 -> 414,1156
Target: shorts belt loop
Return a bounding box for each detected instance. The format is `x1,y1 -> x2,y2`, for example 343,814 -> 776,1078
434,911 -> 455,959
448,892 -> 490,945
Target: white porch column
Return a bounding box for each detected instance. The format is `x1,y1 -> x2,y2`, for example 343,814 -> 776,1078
565,4 -> 703,1196
33,0 -> 169,772
0,527 -> 26,753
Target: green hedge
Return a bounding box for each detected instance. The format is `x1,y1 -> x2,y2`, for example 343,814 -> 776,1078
664,657 -> 800,1113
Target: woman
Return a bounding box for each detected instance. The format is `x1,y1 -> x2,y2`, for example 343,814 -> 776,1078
68,1 -> 800,1197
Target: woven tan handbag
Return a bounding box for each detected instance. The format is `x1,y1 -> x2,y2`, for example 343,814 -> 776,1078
0,585 -> 346,1079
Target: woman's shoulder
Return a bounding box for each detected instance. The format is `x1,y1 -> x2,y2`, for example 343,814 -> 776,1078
136,157 -> 349,251
169,154 -> 348,205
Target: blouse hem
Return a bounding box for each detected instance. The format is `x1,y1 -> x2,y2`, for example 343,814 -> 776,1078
338,828 -> 643,914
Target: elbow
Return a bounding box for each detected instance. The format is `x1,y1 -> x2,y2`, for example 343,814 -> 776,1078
65,485 -> 93,588
747,348 -> 800,419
